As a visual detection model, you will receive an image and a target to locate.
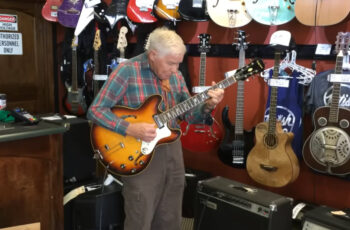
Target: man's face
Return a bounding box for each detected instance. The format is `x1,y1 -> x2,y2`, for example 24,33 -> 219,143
149,50 -> 184,80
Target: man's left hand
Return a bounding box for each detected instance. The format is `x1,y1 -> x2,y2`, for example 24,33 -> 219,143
206,81 -> 224,110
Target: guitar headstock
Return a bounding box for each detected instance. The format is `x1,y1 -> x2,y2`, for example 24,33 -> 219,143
71,36 -> 78,49
335,32 -> 350,55
93,29 -> 101,51
198,33 -> 211,53
117,26 -> 128,52
234,30 -> 248,51
235,58 -> 265,81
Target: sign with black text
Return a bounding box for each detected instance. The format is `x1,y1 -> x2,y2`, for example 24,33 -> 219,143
0,14 -> 18,31
0,32 -> 23,55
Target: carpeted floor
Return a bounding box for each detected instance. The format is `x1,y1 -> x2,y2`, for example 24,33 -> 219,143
181,217 -> 194,230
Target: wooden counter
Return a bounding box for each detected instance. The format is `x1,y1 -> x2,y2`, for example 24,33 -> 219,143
0,121 -> 68,229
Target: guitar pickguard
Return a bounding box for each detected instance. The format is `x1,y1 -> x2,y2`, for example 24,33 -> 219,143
309,127 -> 350,172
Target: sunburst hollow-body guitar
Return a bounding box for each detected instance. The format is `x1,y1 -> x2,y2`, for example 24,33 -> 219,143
90,59 -> 265,176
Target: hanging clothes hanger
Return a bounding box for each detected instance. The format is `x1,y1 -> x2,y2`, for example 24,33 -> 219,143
261,50 -> 316,85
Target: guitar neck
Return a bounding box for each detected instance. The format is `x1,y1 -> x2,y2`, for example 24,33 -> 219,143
93,49 -> 99,96
71,47 -> 78,91
199,52 -> 206,86
155,74 -> 238,126
234,46 -> 246,135
267,51 -> 281,135
329,53 -> 343,123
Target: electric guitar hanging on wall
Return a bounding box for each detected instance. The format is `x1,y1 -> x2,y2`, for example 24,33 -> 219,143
246,51 -> 299,187
302,32 -> 350,175
41,0 -> 63,22
218,30 -> 254,168
178,0 -> 209,21
108,26 -> 129,74
180,34 -> 223,153
127,0 -> 158,23
245,0 -> 295,25
57,0 -> 83,28
92,29 -> 102,98
153,0 -> 181,22
90,58 -> 265,176
64,36 -> 87,116
206,0 -> 252,28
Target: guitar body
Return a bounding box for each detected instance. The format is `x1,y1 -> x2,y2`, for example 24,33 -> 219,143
41,0 -> 63,22
246,122 -> 300,187
178,0 -> 209,21
206,0 -> 252,28
180,116 -> 223,153
127,0 -> 158,23
245,0 -> 295,25
57,0 -> 83,28
153,0 -> 181,21
218,106 -> 254,168
63,83 -> 87,116
91,95 -> 181,176
295,0 -> 350,26
302,106 -> 350,175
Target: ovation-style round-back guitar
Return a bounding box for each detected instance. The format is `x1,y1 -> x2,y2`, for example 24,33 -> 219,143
218,30 -> 254,168
245,0 -> 295,25
302,32 -> 350,176
246,51 -> 300,188
180,34 -> 223,153
90,59 -> 265,176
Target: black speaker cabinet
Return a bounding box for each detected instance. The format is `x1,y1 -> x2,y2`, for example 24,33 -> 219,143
72,182 -> 124,230
62,118 -> 96,184
302,205 -> 350,230
194,176 -> 293,230
183,168 -> 212,218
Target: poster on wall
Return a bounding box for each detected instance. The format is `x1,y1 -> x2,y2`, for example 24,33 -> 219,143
0,32 -> 23,55
0,14 -> 18,31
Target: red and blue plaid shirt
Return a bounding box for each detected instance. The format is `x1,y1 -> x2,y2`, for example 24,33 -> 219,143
87,53 -> 208,136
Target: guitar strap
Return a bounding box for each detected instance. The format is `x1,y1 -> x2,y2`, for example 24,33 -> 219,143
264,70 -> 304,158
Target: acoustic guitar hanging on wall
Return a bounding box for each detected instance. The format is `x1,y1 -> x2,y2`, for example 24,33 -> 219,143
302,32 -> 350,176
246,50 -> 300,188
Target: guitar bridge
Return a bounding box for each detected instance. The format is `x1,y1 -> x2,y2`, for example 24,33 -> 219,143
260,164 -> 278,172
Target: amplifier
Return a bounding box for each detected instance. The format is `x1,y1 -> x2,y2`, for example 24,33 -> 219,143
302,205 -> 350,230
194,176 -> 293,230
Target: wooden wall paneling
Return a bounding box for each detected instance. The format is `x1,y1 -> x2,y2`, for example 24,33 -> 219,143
0,0 -> 54,114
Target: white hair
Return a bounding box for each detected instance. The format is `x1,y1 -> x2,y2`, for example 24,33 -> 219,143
145,27 -> 186,57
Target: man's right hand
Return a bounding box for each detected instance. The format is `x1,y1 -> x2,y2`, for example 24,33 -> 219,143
126,122 -> 157,142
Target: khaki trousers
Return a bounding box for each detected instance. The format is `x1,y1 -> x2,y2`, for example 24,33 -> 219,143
121,140 -> 185,230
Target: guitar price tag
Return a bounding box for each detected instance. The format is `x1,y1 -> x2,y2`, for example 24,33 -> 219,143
84,0 -> 100,8
268,78 -> 290,88
93,74 -> 108,81
193,0 -> 203,8
327,74 -> 350,83
315,44 -> 332,55
192,86 -> 210,94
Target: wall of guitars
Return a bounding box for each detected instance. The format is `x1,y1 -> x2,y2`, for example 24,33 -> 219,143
49,0 -> 350,209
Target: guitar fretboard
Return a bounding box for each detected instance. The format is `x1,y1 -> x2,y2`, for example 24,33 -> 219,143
267,51 -> 281,136
329,51 -> 343,123
71,45 -> 78,91
199,52 -> 207,86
